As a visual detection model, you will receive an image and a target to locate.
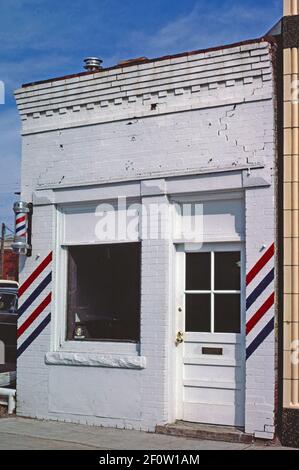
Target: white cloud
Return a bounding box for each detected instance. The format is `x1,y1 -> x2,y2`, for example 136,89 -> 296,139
123,0 -> 282,58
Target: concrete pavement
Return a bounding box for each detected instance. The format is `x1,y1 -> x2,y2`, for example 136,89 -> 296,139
0,417 -> 295,450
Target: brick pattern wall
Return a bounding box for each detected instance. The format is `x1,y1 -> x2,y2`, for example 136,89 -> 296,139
2,250 -> 18,281
281,0 -> 299,449
15,40 -> 277,436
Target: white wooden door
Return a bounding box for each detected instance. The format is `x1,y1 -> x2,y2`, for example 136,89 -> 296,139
175,244 -> 246,427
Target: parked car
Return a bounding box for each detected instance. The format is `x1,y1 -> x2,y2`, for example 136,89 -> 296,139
0,281 -> 18,371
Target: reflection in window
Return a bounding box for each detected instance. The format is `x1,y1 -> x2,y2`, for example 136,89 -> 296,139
0,294 -> 17,313
215,252 -> 241,291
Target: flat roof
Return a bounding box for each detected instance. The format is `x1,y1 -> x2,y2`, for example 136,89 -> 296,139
22,36 -> 276,89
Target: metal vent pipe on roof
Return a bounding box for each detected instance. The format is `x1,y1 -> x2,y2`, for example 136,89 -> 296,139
84,57 -> 103,71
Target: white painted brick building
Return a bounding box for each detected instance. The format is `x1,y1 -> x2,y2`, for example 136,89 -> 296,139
14,38 -> 278,439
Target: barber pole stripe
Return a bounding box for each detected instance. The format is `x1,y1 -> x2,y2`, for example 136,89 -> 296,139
16,216 -> 26,225
16,215 -> 27,237
17,252 -> 52,358
245,244 -> 275,360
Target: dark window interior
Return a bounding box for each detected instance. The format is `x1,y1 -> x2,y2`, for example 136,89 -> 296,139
185,294 -> 211,333
67,243 -> 141,342
186,252 -> 211,291
214,294 -> 241,333
215,252 -> 241,291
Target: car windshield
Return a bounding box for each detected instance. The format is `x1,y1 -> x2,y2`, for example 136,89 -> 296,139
0,293 -> 17,313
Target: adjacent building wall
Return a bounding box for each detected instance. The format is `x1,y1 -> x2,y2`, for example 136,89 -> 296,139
282,0 -> 299,448
2,239 -> 18,281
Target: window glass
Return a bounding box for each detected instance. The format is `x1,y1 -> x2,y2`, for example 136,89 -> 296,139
214,294 -> 241,333
0,294 -> 17,313
214,252 -> 241,291
67,243 -> 140,342
185,294 -> 211,332
186,253 -> 211,291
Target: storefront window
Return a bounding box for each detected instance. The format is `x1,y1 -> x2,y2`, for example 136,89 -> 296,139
66,243 -> 141,342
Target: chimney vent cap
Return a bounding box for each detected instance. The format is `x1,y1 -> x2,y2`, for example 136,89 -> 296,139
84,57 -> 103,71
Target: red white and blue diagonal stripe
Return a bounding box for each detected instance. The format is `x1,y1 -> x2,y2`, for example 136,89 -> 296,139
17,252 -> 52,358
16,214 -> 27,238
246,243 -> 275,360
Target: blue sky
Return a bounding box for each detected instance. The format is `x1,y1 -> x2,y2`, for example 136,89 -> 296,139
0,0 -> 282,229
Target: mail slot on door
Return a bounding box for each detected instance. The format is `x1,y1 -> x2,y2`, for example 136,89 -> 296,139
202,347 -> 223,356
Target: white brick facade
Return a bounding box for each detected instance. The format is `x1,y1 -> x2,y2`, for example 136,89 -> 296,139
15,39 -> 278,438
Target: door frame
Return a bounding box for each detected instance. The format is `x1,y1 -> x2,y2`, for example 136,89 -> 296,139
174,241 -> 246,424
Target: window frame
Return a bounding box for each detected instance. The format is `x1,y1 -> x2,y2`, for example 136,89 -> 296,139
184,248 -> 242,334
55,241 -> 141,356
65,242 -> 141,344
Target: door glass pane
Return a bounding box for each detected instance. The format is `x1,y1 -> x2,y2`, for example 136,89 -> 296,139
215,252 -> 241,291
185,294 -> 211,332
186,253 -> 211,291
214,294 -> 240,333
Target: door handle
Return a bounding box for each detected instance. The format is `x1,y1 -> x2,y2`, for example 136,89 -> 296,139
176,331 -> 184,345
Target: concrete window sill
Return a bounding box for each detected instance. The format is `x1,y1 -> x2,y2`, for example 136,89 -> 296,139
45,352 -> 146,370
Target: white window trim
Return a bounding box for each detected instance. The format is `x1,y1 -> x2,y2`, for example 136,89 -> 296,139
45,351 -> 146,369
59,200 -> 140,246
177,242 -> 246,338
59,340 -> 140,356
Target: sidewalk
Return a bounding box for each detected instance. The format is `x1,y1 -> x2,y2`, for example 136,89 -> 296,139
0,417 -> 295,450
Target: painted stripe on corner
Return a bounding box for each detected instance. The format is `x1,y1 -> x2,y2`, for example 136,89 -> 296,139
246,292 -> 275,335
246,243 -> 275,286
19,252 -> 52,298
246,317 -> 275,360
18,272 -> 52,319
17,313 -> 51,358
17,292 -> 52,338
246,268 -> 274,311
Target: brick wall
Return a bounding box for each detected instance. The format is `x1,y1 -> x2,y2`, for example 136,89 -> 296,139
15,39 -> 278,436
2,250 -> 18,281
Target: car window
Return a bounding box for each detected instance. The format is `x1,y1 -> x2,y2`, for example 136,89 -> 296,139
0,294 -> 17,313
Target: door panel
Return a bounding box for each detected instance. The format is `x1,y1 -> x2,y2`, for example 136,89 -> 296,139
184,387 -> 241,405
183,402 -> 242,426
183,332 -> 245,426
176,244 -> 245,427
184,364 -> 243,383
185,339 -> 243,361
